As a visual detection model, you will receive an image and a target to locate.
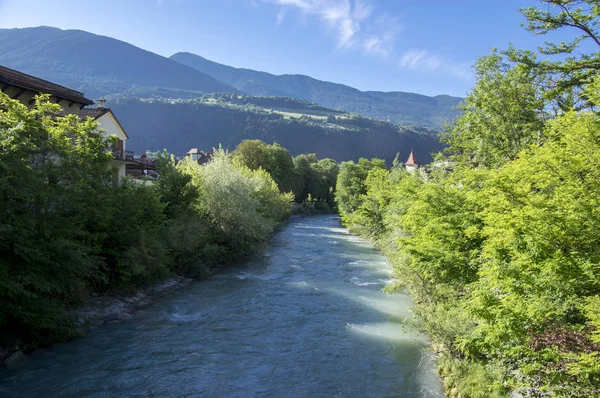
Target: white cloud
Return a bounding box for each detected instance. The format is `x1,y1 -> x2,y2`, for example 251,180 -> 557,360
276,9 -> 287,26
399,49 -> 440,69
260,0 -> 472,80
352,0 -> 372,21
399,49 -> 472,80
261,0 -> 399,57
364,36 -> 389,57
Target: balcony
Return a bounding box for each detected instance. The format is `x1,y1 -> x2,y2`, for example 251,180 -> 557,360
112,149 -> 136,161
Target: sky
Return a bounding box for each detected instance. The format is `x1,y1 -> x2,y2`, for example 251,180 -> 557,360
0,0 -> 580,97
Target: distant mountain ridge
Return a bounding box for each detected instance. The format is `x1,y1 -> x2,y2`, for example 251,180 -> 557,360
170,52 -> 462,128
0,27 -> 461,129
0,27 -> 234,98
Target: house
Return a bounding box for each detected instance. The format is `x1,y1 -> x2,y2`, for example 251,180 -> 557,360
0,65 -> 93,113
1,64 -> 155,181
186,148 -> 213,165
77,105 -> 132,179
77,104 -> 156,181
405,150 -> 419,172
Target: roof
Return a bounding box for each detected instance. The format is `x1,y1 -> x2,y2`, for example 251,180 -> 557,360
0,64 -> 93,105
77,107 -> 129,140
187,148 -> 199,154
76,108 -> 111,119
405,151 -> 418,166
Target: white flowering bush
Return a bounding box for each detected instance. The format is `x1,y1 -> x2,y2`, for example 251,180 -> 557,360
179,149 -> 291,256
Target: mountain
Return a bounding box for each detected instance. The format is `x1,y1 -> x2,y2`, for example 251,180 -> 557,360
109,94 -> 443,164
0,26 -> 453,160
0,26 -> 461,129
170,52 -> 463,129
0,27 -> 234,98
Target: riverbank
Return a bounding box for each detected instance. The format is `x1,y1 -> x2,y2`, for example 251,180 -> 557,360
0,209 -> 332,369
346,221 -> 475,398
0,275 -> 194,368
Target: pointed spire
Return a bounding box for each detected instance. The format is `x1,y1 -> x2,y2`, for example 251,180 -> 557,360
405,150 -> 418,166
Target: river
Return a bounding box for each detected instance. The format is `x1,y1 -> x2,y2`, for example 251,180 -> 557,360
0,215 -> 443,397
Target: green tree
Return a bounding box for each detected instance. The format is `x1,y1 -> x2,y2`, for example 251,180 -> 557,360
468,110 -> 600,395
232,139 -> 268,170
293,153 -> 319,202
443,52 -> 546,168
263,142 -> 300,195
311,158 -> 339,203
154,150 -> 199,218
335,158 -> 386,217
0,93 -> 114,345
233,140 -> 303,197
516,0 -> 600,102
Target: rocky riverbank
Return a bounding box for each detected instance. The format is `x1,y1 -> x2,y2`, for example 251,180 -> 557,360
0,275 -> 193,368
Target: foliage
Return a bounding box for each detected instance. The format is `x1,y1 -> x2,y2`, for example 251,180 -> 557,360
516,0 -> 600,102
0,93 -> 114,345
96,180 -> 170,289
310,158 -> 339,203
339,111 -> 600,396
178,149 -> 292,259
233,140 -> 339,203
0,94 -> 304,349
335,158 -> 387,218
336,3 -> 600,392
154,150 -> 199,218
442,52 -> 546,168
233,140 -> 301,197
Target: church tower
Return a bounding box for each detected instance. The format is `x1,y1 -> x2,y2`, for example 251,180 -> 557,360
405,150 -> 419,172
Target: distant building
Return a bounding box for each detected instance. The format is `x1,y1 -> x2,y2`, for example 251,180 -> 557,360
0,65 -> 93,113
405,150 -> 419,172
186,148 -> 213,165
186,148 -> 201,162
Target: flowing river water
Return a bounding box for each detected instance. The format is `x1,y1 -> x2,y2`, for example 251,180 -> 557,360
0,215 -> 443,397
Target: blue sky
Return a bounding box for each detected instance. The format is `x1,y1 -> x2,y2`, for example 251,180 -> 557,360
0,0 -> 579,97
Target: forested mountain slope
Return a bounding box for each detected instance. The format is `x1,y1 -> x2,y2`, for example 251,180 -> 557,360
110,95 -> 442,164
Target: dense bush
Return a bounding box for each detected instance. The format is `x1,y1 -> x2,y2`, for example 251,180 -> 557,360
0,94 -> 115,345
179,149 -> 293,258
0,95 -> 301,349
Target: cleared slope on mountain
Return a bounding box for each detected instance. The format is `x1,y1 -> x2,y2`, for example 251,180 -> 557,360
170,51 -> 463,128
110,95 -> 442,164
0,27 -> 234,98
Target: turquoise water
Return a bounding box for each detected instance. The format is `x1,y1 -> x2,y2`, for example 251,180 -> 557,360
0,215 -> 443,397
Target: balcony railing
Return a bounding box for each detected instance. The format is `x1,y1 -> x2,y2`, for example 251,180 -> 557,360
113,149 -> 156,172
112,149 -> 137,161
